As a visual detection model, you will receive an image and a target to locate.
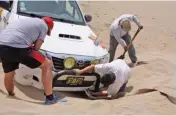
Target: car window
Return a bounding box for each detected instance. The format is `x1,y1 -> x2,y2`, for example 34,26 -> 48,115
66,1 -> 80,21
17,0 -> 85,25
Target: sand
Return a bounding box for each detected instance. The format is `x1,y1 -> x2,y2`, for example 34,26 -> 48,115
0,1 -> 176,115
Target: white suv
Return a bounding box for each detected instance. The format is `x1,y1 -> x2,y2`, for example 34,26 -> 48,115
0,0 -> 109,93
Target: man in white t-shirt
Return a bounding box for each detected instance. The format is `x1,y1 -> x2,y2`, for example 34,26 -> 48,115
109,14 -> 143,66
74,59 -> 131,99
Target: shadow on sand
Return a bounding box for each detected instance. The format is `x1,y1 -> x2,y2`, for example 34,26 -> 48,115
0,81 -> 134,105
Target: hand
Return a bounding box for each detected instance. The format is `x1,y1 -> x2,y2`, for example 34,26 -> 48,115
73,69 -> 81,75
139,25 -> 143,30
94,40 -> 99,46
101,90 -> 108,95
124,46 -> 128,51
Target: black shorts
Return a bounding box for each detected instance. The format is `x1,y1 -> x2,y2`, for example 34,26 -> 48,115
0,45 -> 46,73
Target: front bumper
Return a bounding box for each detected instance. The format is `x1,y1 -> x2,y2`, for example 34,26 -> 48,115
15,64 -> 101,92
52,70 -> 101,92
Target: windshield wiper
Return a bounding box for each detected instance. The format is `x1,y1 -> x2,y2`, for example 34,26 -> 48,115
18,11 -> 79,25
58,18 -> 74,23
18,11 -> 45,18
57,18 -> 76,24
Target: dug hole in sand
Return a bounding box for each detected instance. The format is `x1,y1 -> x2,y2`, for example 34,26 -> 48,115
0,1 -> 176,115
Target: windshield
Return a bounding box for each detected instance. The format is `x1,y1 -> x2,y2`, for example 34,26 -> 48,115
17,0 -> 86,25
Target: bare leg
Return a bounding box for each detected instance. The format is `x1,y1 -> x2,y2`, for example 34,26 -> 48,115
4,71 -> 15,95
40,59 -> 53,96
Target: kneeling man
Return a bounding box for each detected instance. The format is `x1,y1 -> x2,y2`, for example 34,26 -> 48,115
74,59 -> 131,99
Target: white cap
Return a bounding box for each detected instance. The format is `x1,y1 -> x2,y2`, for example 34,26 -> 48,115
120,18 -> 131,32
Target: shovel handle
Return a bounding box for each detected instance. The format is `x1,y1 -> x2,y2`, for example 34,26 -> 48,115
117,28 -> 141,59
126,28 -> 141,50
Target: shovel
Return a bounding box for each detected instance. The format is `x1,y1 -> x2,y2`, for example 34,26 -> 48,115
117,28 -> 142,59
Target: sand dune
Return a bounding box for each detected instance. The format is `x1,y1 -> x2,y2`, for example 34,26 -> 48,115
0,1 -> 176,114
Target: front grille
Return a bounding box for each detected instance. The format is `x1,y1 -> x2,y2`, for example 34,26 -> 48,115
52,57 -> 91,70
75,61 -> 91,69
52,57 -> 64,70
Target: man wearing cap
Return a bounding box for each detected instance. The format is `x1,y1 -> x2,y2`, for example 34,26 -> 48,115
109,14 -> 143,66
74,59 -> 131,99
0,17 -> 67,105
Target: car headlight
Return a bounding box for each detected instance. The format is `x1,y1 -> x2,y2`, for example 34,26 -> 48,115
91,59 -> 100,65
64,57 -> 76,69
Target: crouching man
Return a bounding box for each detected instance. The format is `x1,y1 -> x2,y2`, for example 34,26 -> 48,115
74,59 -> 131,99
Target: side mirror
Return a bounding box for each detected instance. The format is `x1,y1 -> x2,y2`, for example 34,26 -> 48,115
0,1 -> 10,11
84,14 -> 92,23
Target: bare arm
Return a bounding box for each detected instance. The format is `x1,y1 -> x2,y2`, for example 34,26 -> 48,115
79,65 -> 95,74
90,86 -> 109,96
90,91 -> 107,96
34,39 -> 44,51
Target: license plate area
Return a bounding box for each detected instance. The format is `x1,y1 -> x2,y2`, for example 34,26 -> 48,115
66,76 -> 85,85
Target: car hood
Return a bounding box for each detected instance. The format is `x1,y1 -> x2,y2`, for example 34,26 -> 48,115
17,15 -> 108,57
42,21 -> 108,57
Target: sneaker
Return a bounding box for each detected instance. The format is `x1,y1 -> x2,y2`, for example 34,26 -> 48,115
8,92 -> 15,96
44,94 -> 67,105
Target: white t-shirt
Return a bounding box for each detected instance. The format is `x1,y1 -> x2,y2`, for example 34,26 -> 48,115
94,59 -> 131,96
110,14 -> 142,47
